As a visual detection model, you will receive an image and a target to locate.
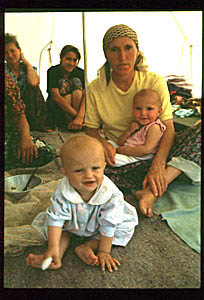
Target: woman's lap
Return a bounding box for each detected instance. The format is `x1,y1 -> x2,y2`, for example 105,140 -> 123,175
47,99 -> 70,129
105,158 -> 153,191
168,123 -> 201,167
104,123 -> 201,191
22,85 -> 49,131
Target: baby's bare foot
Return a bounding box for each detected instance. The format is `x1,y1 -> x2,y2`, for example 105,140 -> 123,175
135,189 -> 144,200
135,189 -> 156,218
26,254 -> 61,269
26,253 -> 45,268
75,245 -> 99,266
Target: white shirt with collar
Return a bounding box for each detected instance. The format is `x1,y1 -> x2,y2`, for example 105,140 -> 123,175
32,175 -> 138,246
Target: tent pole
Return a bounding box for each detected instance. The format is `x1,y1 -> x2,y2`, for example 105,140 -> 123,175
82,12 -> 88,92
190,44 -> 193,79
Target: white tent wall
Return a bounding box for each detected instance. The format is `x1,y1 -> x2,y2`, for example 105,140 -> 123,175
85,11 -> 202,98
5,11 -> 202,99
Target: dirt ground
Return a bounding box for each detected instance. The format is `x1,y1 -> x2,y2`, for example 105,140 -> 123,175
3,129 -> 201,289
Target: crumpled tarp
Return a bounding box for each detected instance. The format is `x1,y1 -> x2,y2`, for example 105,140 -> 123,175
4,172 -> 59,256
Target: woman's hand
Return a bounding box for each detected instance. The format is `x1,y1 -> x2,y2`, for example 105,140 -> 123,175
20,52 -> 32,67
97,251 -> 120,272
17,135 -> 38,164
142,120 -> 175,197
143,160 -> 167,197
20,51 -> 39,86
20,52 -> 29,65
68,116 -> 85,130
85,127 -> 116,166
102,140 -> 116,166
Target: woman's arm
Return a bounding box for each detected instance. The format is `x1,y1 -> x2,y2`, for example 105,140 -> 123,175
50,88 -> 78,116
20,52 -> 39,86
143,119 -> 175,196
117,124 -> 163,156
68,90 -> 86,129
16,113 -> 38,164
76,89 -> 86,120
86,127 -> 116,166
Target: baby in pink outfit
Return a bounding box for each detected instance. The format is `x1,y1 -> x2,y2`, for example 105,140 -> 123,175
108,89 -> 166,167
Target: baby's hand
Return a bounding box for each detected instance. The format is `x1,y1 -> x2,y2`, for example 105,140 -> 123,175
116,146 -> 128,155
129,122 -> 140,133
43,248 -> 61,269
97,251 -> 120,272
42,257 -> 52,270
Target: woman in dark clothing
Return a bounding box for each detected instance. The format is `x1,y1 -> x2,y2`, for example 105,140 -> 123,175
5,33 -> 51,132
46,45 -> 85,130
5,73 -> 56,171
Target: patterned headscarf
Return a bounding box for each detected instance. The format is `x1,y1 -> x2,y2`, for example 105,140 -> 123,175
98,24 -> 148,89
103,24 -> 139,57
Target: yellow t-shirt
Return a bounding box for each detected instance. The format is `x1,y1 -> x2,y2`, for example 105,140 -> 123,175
85,71 -> 173,143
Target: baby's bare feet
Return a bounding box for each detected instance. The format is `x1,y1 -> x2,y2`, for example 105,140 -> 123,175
135,189 -> 156,218
75,245 -> 99,266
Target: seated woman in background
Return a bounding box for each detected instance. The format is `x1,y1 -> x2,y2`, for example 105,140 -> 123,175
5,33 -> 51,132
46,45 -> 85,131
5,73 -> 56,171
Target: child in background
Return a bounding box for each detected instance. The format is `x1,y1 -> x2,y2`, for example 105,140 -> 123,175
108,89 -> 166,167
26,135 -> 138,272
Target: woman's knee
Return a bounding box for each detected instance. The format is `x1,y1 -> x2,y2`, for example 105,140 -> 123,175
72,89 -> 83,110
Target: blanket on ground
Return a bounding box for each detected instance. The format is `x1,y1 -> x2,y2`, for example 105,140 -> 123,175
153,175 -> 200,253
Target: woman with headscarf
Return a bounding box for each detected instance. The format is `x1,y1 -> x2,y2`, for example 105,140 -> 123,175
85,24 -> 201,217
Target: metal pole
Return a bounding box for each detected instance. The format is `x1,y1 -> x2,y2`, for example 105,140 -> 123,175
82,12 -> 88,92
190,44 -> 193,79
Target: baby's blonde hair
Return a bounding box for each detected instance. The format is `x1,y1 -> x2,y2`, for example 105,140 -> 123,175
133,89 -> 162,107
60,134 -> 105,168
